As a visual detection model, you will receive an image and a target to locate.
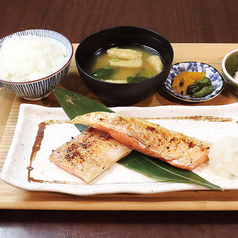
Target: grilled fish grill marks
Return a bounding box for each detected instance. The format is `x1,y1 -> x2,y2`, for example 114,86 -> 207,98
49,127 -> 132,183
70,112 -> 211,170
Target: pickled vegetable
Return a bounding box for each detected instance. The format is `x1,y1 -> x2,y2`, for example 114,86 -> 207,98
171,71 -> 215,98
187,77 -> 211,94
193,85 -> 215,98
172,71 -> 206,95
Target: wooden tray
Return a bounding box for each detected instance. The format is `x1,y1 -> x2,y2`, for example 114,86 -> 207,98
1,43 -> 238,211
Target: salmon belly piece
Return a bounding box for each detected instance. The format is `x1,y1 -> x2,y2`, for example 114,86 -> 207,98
49,127 -> 132,183
70,112 -> 211,171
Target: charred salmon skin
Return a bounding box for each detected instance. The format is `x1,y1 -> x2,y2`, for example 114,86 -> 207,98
49,127 -> 132,183
70,112 -> 211,170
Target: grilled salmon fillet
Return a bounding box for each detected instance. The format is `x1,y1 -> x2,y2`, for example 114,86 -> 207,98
70,112 -> 211,170
49,127 -> 132,183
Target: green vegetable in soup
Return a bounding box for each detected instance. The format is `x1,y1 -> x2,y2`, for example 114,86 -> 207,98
127,76 -> 149,83
193,85 -> 215,98
92,67 -> 115,80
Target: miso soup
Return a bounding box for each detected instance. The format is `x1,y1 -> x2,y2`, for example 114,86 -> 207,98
85,45 -> 164,83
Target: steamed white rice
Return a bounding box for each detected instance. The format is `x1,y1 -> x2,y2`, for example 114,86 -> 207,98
234,71 -> 238,82
0,35 -> 69,82
208,137 -> 238,179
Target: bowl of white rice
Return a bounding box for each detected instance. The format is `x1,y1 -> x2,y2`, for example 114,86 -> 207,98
222,49 -> 238,97
0,29 -> 73,100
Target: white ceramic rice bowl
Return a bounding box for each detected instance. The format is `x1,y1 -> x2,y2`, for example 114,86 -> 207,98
0,29 -> 73,101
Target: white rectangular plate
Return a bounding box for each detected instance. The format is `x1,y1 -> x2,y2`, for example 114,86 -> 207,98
1,103 -> 238,196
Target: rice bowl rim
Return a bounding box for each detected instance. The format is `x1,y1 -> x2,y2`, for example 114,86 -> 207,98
222,48 -> 238,84
0,29 -> 73,85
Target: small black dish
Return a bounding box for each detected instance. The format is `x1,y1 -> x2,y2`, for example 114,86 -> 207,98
75,26 -> 174,106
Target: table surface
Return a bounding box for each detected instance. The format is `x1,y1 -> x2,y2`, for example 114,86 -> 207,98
1,0 -> 238,237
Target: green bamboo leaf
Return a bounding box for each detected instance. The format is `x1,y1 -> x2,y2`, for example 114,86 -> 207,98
52,86 -> 223,191
52,87 -> 113,131
119,152 -> 222,190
